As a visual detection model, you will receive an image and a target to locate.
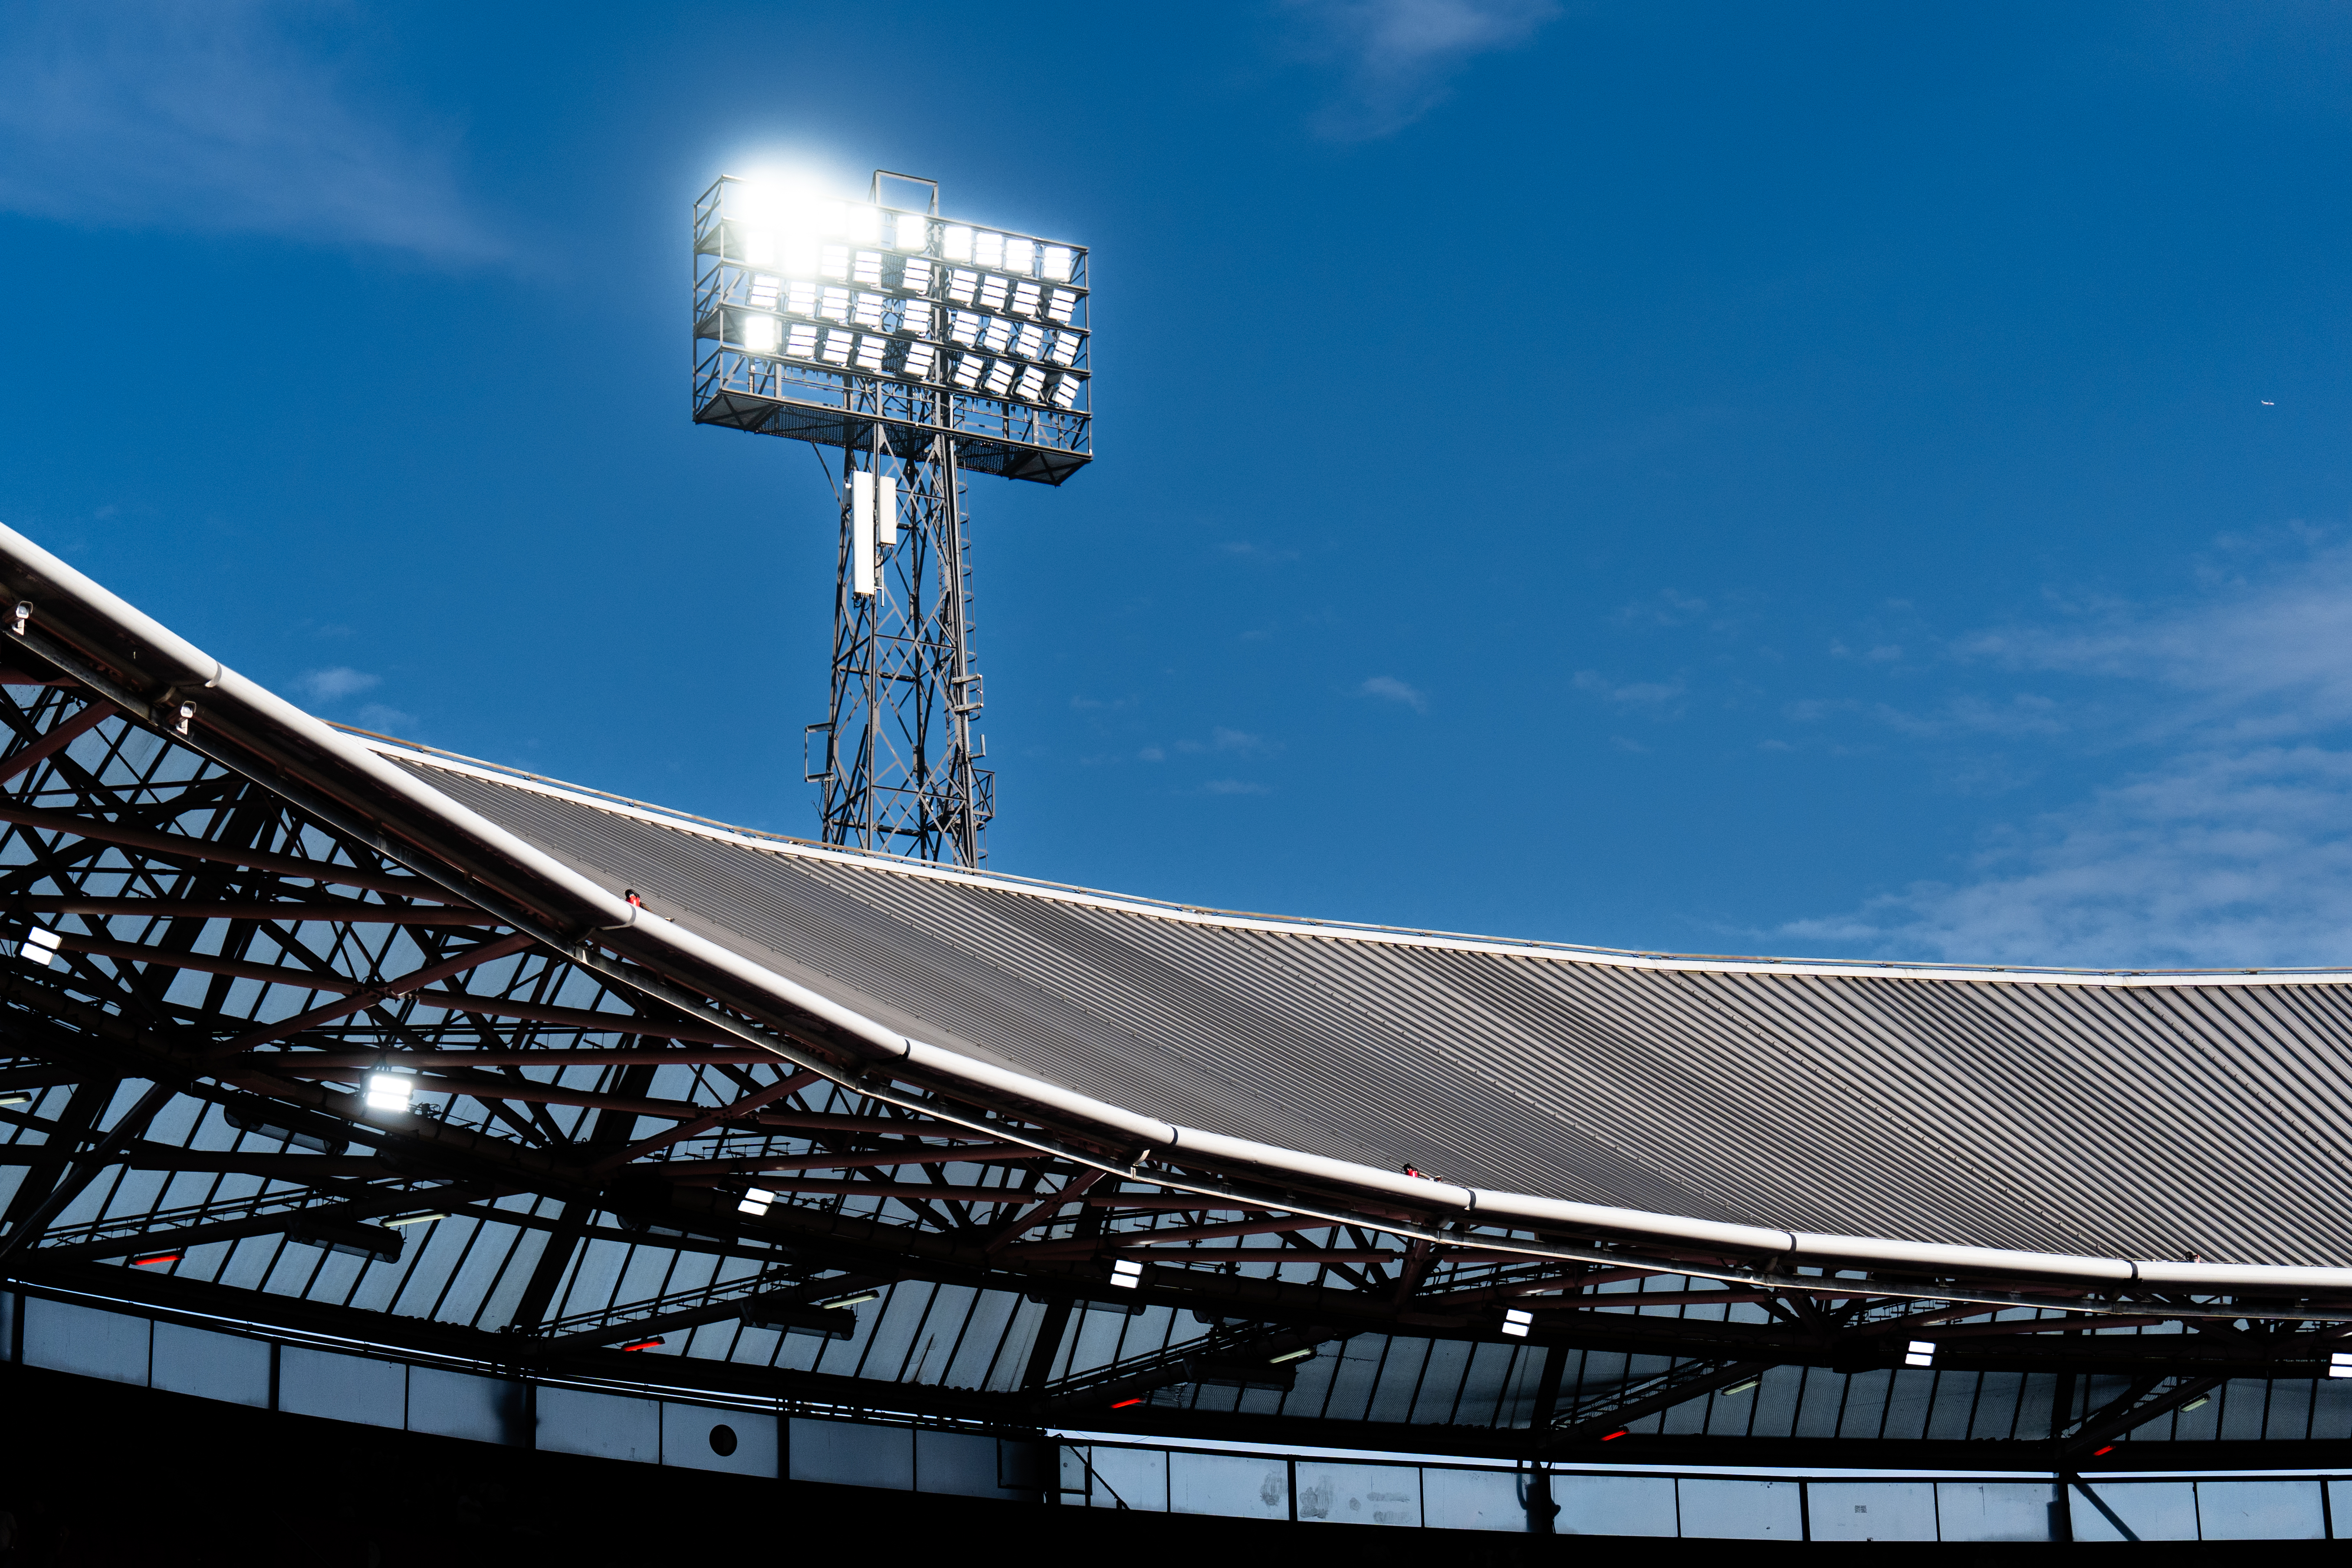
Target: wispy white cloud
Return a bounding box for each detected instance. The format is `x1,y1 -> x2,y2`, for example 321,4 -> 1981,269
0,1 -> 499,260
1282,0 -> 1561,138
298,665 -> 379,703
1784,543 -> 2352,967
1360,674 -> 1428,712
1573,669 -> 1685,713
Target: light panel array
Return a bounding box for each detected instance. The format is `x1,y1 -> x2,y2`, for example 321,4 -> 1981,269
691,177 -> 1091,483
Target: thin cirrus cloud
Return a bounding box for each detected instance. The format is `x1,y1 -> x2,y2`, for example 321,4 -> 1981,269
1780,543 -> 2352,969
297,665 -> 380,703
1359,674 -> 1428,712
1280,0 -> 1562,138
0,1 -> 500,261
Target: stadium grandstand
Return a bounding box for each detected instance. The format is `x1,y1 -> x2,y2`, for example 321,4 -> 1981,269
3,519 -> 2352,1550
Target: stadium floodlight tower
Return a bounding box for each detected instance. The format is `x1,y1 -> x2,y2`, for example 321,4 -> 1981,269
691,170 -> 1091,867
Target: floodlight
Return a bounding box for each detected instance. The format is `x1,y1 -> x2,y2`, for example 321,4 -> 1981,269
364,1070 -> 415,1112
1903,1339 -> 1937,1368
737,1186 -> 776,1217
2330,1352 -> 2352,1380
691,169 -> 1092,868
20,926 -> 58,967
1501,1308 -> 1534,1338
1110,1257 -> 1144,1288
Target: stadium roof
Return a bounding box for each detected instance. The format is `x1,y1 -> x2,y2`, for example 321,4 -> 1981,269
3,518 -> 2352,1461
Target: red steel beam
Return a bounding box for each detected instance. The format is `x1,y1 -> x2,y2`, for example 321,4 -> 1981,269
985,1168 -> 1107,1254
591,1070 -> 823,1174
0,801 -> 436,895
203,931 -> 540,1057
0,701 -> 117,785
30,900 -> 485,922
658,1144 -> 1048,1180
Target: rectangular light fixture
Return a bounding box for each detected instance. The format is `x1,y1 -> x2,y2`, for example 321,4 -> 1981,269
742,314 -> 779,354
1012,281 -> 1042,318
894,212 -> 927,250
1041,246 -> 1073,282
974,231 -> 1004,269
787,323 -> 818,359
737,1187 -> 776,1217
0,1091 -> 31,1109
748,273 -> 779,308
946,269 -> 977,306
1721,1378 -> 1761,1397
853,252 -> 883,288
1903,1339 -> 1937,1368
1014,366 -> 1047,403
1268,1347 -> 1314,1364
852,475 -> 877,597
902,257 -> 934,293
1110,1257 -> 1144,1289
1501,1308 -> 1534,1338
787,280 -> 816,316
363,1071 -> 414,1113
822,1290 -> 880,1309
902,342 -> 936,381
876,473 -> 899,546
380,1212 -> 447,1229
942,224 -> 973,261
2329,1352 -> 2352,1380
131,1249 -> 183,1268
20,926 -> 58,967
854,335 -> 886,372
619,1337 -> 666,1353
1004,237 -> 1035,274
1051,375 -> 1081,410
821,244 -> 849,280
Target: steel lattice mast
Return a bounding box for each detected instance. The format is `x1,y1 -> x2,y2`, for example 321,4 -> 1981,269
691,169 -> 1091,865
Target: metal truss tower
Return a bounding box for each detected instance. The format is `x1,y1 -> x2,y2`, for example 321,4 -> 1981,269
691,170 -> 1092,866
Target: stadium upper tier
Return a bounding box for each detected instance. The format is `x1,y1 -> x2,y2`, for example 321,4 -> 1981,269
4,519 -> 2348,1307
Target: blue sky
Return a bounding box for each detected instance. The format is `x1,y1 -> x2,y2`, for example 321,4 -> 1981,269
5,1 -> 2352,967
